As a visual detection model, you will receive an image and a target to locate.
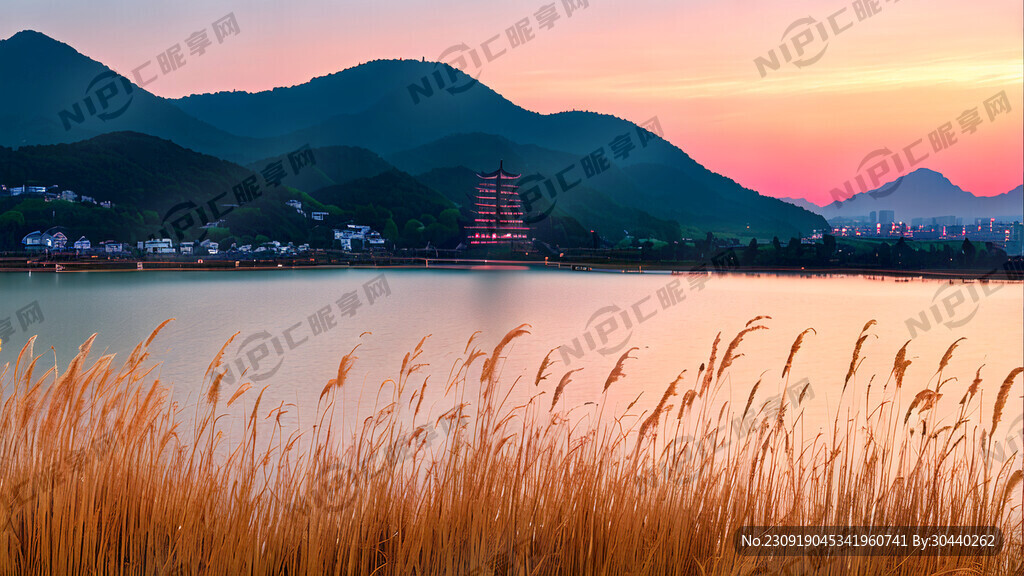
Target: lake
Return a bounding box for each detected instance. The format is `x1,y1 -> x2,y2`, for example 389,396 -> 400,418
1,268 -> 1021,464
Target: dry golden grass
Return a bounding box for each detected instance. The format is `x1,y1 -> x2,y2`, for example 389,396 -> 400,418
0,318 -> 1021,575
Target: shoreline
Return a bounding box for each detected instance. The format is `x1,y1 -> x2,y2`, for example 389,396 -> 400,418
1,256 -> 1020,281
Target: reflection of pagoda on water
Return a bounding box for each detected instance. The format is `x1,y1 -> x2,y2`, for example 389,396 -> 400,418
467,161 -> 529,245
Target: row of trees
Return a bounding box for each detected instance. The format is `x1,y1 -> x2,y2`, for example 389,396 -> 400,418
628,233 -> 1009,271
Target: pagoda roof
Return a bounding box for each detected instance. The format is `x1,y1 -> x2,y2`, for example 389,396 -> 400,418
477,160 -> 521,179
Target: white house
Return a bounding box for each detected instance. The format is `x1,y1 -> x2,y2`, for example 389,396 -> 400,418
311,211 -> 328,221
200,239 -> 219,255
179,241 -> 195,255
73,236 -> 91,250
139,239 -> 175,254
60,190 -> 78,202
102,241 -> 124,253
48,231 -> 68,249
333,224 -> 382,250
21,231 -> 45,250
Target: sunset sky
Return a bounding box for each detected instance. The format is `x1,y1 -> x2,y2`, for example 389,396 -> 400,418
3,0 -> 1022,204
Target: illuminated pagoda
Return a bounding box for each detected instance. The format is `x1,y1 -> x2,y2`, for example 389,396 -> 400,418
467,161 -> 529,245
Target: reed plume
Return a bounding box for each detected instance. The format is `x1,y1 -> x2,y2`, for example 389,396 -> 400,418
991,367 -> 1023,436
844,320 -> 876,391
905,389 -> 942,424
717,323 -> 768,381
603,347 -> 638,392
481,323 -> 531,386
892,339 -> 912,390
935,337 -> 966,379
535,347 -> 558,387
960,365 -> 984,405
320,343 -> 361,402
699,333 -> 721,397
550,368 -> 582,411
782,328 -> 815,380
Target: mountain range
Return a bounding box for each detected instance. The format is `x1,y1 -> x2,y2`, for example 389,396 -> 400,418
779,169 -> 1023,224
0,30 -> 832,243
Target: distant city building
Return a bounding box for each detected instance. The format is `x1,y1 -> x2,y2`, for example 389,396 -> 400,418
877,210 -> 895,227
467,161 -> 529,245
1008,222 -> 1024,256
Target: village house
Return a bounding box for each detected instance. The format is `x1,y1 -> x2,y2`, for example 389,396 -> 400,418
138,238 -> 175,254
199,239 -> 219,255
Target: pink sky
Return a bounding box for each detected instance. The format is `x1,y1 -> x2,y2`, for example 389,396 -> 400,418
4,0 -> 1021,204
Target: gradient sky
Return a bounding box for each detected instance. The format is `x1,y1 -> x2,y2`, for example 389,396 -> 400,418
3,0 -> 1022,204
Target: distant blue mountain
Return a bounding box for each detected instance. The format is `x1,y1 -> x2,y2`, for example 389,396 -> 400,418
783,169 -> 1024,223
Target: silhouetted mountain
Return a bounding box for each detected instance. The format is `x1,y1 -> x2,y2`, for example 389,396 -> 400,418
312,169 -> 454,222
413,166 -> 482,206
246,145 -> 394,194
777,197 -> 821,213
3,30 -> 829,239
807,169 -> 1024,223
0,30 -> 274,159
0,131 -> 250,210
393,133 -> 822,238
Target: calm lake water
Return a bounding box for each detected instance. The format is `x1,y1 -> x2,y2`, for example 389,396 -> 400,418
1,268 -> 1022,463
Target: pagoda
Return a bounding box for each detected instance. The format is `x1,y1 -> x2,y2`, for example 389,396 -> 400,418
467,161 -> 529,245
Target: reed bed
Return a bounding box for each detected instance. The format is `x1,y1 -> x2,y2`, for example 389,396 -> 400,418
0,318 -> 1021,575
